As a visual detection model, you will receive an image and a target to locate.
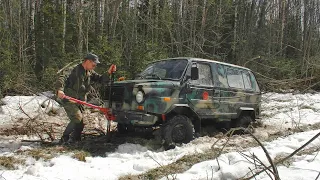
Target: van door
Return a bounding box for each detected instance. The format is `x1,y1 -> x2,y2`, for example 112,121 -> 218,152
219,67 -> 254,119
184,62 -> 220,118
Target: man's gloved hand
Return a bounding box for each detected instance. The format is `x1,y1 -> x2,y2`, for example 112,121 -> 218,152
57,90 -> 65,99
57,90 -> 76,103
108,64 -> 116,74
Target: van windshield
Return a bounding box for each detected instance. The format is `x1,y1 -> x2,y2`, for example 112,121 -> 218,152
136,59 -> 188,80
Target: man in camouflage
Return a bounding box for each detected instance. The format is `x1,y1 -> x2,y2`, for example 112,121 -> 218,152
56,53 -> 108,144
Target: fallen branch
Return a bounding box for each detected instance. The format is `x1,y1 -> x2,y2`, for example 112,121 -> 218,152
315,172 -> 320,180
246,129 -> 280,180
239,151 -> 274,180
244,131 -> 320,180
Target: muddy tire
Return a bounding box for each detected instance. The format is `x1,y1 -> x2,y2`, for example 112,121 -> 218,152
231,115 -> 252,134
162,115 -> 194,150
117,123 -> 129,134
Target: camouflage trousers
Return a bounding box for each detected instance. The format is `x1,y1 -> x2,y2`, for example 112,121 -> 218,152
60,102 -> 85,143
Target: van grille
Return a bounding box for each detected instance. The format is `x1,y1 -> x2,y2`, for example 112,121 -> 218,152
103,86 -> 125,102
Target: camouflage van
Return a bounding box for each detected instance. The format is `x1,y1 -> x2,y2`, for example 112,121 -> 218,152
103,57 -> 261,148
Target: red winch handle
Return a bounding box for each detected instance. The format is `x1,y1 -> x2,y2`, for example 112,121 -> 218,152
62,95 -> 115,121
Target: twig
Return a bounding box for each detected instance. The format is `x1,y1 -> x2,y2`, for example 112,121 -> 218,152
18,104 -> 56,141
21,139 -> 45,143
0,171 -> 7,180
248,167 -> 257,180
92,128 -> 106,135
147,154 -> 177,180
216,129 -> 235,170
311,148 -> 320,162
242,128 -> 280,180
239,151 -> 273,180
210,128 -> 236,170
18,103 -> 35,125
251,153 -> 274,180
245,131 -> 320,180
56,59 -> 81,74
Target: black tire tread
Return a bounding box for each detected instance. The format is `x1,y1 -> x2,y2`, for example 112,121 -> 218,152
162,115 -> 194,149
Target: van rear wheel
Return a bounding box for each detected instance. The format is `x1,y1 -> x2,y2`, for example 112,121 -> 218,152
162,115 -> 194,150
231,115 -> 252,134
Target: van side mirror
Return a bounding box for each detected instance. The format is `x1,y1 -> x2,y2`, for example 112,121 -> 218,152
191,63 -> 199,80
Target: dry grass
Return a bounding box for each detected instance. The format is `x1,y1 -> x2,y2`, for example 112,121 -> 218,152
119,149 -> 219,180
274,146 -> 320,167
16,145 -> 69,161
72,150 -> 91,162
0,156 -> 25,170
24,149 -> 55,161
16,145 -> 92,162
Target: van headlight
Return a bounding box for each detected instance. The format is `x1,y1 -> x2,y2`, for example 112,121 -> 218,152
136,91 -> 144,103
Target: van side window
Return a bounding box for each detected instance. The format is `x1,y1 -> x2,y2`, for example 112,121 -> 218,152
226,68 -> 244,89
191,63 -> 213,86
242,72 -> 253,90
249,71 -> 260,92
212,63 -> 228,87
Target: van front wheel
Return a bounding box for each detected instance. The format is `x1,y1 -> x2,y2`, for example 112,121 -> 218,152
162,115 -> 193,149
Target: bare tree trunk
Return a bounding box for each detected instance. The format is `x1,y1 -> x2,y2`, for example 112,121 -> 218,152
190,0 -> 197,54
133,0 -> 138,41
19,0 -> 29,72
77,0 -> 84,56
232,1 -> 238,62
280,0 -> 286,56
30,0 -> 36,63
100,0 -> 105,39
104,0 -> 111,38
95,0 -> 99,37
302,0 -> 309,79
18,1 -> 24,72
199,0 -> 207,53
175,0 -> 183,55
62,0 -> 67,53
111,0 -> 122,39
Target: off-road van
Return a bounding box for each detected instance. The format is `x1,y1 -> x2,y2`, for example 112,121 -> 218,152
103,57 -> 261,147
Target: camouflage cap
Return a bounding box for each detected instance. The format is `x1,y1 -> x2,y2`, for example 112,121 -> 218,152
84,53 -> 100,64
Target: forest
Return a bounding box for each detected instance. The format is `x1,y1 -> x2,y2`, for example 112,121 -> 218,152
0,0 -> 320,97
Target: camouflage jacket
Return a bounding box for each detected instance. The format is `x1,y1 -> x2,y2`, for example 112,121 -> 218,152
56,63 -> 104,101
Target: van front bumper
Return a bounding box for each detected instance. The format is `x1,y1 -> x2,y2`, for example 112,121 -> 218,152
114,110 -> 159,126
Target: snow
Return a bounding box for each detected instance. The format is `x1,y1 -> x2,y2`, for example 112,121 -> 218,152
0,92 -> 320,180
262,92 -> 320,129
169,129 -> 320,180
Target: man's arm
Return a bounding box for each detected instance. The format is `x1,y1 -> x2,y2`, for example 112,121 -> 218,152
56,73 -> 67,98
90,70 -> 102,82
91,64 -> 116,84
91,70 -> 110,84
56,67 -> 76,99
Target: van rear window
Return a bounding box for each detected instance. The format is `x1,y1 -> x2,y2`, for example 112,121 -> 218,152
243,72 -> 253,90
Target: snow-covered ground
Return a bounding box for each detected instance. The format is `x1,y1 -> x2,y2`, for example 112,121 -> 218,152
0,92 -> 320,180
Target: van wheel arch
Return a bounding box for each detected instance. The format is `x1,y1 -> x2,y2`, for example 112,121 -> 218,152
231,110 -> 254,133
165,106 -> 200,132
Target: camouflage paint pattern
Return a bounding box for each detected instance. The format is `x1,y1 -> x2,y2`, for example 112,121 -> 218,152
103,58 -> 261,126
